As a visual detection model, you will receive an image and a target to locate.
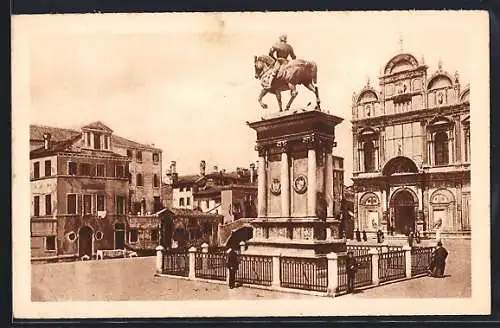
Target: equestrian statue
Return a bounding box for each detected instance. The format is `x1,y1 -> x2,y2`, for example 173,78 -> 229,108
254,35 -> 321,112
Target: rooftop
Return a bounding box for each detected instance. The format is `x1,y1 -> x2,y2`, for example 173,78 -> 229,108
30,124 -> 162,152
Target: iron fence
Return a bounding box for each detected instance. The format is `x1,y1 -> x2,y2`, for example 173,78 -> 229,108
280,257 -> 328,292
411,246 -> 433,276
195,252 -> 227,281
163,252 -> 189,277
236,254 -> 273,286
378,250 -> 406,283
337,254 -> 373,293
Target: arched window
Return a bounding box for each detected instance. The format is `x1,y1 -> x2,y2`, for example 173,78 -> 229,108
136,173 -> 143,186
153,174 -> 159,188
364,140 -> 375,172
464,127 -> 470,162
434,131 -> 449,166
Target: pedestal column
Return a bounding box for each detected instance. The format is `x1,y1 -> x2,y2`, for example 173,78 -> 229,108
325,149 -> 334,217
257,150 -> 267,217
281,150 -> 290,217
307,148 -> 317,217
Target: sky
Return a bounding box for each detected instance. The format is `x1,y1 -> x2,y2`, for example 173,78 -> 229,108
18,11 -> 483,184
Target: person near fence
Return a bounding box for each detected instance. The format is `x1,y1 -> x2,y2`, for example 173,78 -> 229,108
355,229 -> 361,242
407,230 -> 414,248
226,248 -> 239,289
376,229 -> 384,244
346,251 -> 358,293
362,230 -> 368,242
415,230 -> 421,244
428,241 -> 448,278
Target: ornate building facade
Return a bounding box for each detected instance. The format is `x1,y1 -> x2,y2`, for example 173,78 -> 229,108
351,52 -> 470,237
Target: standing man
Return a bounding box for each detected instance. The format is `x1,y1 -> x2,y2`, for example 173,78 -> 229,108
355,228 -> 361,242
408,230 -> 415,248
226,248 -> 239,289
428,241 -> 449,278
346,251 -> 358,293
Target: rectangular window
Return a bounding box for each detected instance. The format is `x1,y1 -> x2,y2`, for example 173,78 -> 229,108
151,229 -> 159,242
97,195 -> 105,211
186,197 -> 191,206
33,196 -> 40,216
68,162 -> 77,175
80,163 -> 93,176
153,153 -> 159,163
45,194 -> 52,215
116,165 -> 125,178
85,132 -> 91,146
136,151 -> 142,162
129,230 -> 138,243
127,149 -> 133,159
44,160 -> 51,177
33,162 -> 40,179
96,164 -> 105,177
45,236 -> 56,251
94,133 -> 101,150
67,194 -> 77,214
116,196 -> 125,215
83,194 -> 92,214
185,186 -> 191,192
179,198 -> 185,207
104,135 -> 109,149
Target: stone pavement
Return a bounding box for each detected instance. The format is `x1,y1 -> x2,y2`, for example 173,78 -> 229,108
31,239 -> 470,301
31,257 -> 317,301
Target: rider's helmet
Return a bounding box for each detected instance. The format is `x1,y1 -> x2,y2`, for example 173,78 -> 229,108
279,34 -> 287,42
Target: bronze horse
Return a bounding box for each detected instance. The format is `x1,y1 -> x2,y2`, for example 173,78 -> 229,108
254,55 -> 321,111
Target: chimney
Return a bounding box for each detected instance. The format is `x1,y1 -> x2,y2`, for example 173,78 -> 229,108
200,160 -> 206,176
249,163 -> 255,184
43,133 -> 51,150
170,161 -> 177,174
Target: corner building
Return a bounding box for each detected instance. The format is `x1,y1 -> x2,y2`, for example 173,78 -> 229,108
351,52 -> 470,238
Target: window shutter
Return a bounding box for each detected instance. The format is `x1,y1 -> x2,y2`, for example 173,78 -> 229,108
77,194 -> 83,215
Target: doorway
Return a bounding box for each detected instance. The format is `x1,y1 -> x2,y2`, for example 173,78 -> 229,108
78,226 -> 93,257
392,190 -> 417,235
114,223 -> 125,249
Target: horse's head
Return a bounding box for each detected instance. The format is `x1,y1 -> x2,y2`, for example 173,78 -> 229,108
254,55 -> 274,79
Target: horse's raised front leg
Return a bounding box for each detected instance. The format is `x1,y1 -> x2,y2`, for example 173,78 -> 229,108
285,83 -> 298,111
276,92 -> 283,112
304,83 -> 321,110
258,89 -> 268,109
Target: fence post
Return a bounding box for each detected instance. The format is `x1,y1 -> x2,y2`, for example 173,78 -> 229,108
403,244 -> 412,278
155,246 -> 165,274
272,255 -> 281,288
326,252 -> 338,297
201,242 -> 209,270
368,248 -> 379,286
239,241 -> 246,253
188,246 -> 197,279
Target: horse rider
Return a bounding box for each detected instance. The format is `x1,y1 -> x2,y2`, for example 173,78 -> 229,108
269,34 -> 297,81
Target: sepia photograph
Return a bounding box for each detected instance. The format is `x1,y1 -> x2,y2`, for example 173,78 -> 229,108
12,10 -> 490,318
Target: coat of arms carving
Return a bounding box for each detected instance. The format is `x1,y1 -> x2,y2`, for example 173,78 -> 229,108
270,178 -> 281,195
293,175 -> 308,194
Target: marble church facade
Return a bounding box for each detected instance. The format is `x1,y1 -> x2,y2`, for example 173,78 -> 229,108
351,52 -> 470,237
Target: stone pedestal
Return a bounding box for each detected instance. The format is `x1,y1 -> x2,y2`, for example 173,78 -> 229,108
247,109 -> 345,257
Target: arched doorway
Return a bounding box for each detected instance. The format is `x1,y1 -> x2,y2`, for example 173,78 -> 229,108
78,226 -> 93,257
390,190 -> 418,235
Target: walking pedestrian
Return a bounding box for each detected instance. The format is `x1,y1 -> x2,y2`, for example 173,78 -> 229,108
428,241 -> 448,278
226,248 -> 239,289
362,230 -> 368,242
346,251 -> 357,293
355,229 -> 361,242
